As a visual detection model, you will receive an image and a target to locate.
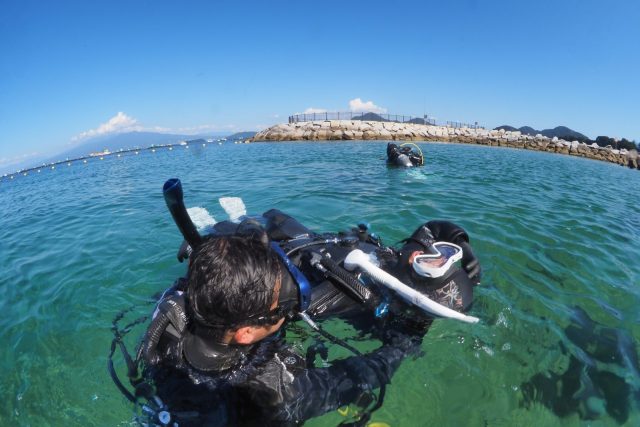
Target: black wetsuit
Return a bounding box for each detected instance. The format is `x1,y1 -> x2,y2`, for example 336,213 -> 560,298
145,287 -> 417,426
140,210 -> 480,426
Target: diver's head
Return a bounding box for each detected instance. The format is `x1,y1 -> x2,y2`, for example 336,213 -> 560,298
186,235 -> 289,346
396,239 -> 474,312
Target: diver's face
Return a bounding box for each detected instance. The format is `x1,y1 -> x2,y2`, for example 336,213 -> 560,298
230,274 -> 286,345
227,280 -> 285,345
244,316 -> 286,343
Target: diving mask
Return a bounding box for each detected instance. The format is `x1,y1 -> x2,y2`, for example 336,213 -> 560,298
411,242 -> 463,278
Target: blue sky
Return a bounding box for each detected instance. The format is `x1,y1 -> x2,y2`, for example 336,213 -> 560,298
1,0 -> 639,171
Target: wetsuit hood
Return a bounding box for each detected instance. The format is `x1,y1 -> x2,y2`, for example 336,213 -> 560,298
141,290 -> 249,373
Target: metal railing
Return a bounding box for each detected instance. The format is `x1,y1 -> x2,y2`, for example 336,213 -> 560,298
446,121 -> 482,129
288,111 -> 483,129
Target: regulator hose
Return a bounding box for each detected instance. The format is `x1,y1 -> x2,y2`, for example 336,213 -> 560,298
317,255 -> 374,305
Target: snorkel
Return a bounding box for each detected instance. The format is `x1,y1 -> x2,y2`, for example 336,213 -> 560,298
344,249 -> 479,324
163,178 -> 203,251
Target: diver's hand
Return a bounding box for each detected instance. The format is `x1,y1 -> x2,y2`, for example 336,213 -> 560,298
459,241 -> 481,285
381,327 -> 424,356
177,240 -> 192,263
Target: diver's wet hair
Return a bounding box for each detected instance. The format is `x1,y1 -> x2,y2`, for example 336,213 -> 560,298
187,235 -> 281,333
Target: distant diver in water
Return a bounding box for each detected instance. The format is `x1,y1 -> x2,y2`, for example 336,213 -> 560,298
108,178 -> 482,427
521,306 -> 640,424
386,142 -> 424,167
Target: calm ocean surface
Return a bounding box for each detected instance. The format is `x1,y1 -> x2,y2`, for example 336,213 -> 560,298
1,141 -> 639,426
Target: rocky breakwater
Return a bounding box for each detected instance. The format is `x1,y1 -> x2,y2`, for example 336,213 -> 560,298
253,120 -> 639,170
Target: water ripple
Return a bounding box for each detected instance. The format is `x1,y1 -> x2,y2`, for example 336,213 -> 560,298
1,141 -> 640,426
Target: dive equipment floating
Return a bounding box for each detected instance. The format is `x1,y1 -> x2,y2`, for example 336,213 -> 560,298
386,142 -> 424,167
344,249 -> 479,324
399,142 -> 424,166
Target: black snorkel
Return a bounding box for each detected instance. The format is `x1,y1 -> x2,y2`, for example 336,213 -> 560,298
163,178 -> 203,257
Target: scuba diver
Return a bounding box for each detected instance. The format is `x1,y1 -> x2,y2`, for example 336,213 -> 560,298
386,143 -> 424,167
109,179 -> 482,426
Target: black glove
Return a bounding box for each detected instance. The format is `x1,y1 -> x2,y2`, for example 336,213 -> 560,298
380,313 -> 430,354
381,326 -> 424,356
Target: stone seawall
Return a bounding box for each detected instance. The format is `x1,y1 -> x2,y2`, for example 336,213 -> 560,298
253,121 -> 639,170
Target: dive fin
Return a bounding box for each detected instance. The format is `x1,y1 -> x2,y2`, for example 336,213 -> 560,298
219,197 -> 247,223
186,207 -> 217,234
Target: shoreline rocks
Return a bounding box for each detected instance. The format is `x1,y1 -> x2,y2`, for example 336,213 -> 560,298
253,121 -> 639,170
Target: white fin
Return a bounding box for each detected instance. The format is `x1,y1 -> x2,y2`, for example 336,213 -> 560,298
219,197 -> 247,223
187,207 -> 217,234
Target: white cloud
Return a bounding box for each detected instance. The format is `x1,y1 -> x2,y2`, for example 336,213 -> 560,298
71,112 -> 238,143
299,107 -> 327,114
348,98 -> 387,114
72,112 -> 141,141
292,107 -> 328,115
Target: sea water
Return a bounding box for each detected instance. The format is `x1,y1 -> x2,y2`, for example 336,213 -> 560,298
1,141 -> 639,426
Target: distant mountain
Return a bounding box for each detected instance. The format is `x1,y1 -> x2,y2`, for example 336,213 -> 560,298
495,125 -> 518,132
352,112 -> 389,122
518,126 -> 538,135
540,126 -> 589,142
0,131 -> 242,174
46,132 -> 188,163
226,131 -> 257,140
47,131 -> 236,163
494,125 -> 590,142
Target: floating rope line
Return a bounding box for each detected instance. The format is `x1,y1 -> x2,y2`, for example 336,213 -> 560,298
0,141 -> 247,183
